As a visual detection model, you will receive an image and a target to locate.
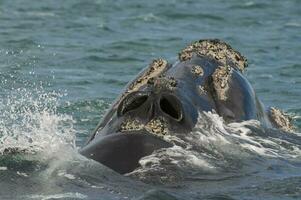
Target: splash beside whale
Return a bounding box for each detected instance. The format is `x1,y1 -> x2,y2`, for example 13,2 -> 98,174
80,39 -> 293,174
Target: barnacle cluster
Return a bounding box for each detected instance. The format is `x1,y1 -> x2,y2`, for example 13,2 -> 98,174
179,39 -> 247,72
191,65 -> 204,76
269,107 -> 294,132
212,65 -> 233,101
127,58 -> 168,93
148,76 -> 177,92
145,118 -> 169,136
120,117 -> 169,137
120,119 -> 144,132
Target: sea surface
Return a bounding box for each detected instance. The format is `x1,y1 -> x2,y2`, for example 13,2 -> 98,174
0,0 -> 300,199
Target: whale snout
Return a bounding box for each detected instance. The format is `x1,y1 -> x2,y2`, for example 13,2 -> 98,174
80,132 -> 172,174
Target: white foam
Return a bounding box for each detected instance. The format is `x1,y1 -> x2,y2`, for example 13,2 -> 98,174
29,192 -> 87,200
285,22 -> 301,27
58,170 -> 76,180
132,111 -> 301,178
17,171 -> 29,177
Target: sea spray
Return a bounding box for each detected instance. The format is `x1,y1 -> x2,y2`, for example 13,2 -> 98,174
0,85 -> 76,156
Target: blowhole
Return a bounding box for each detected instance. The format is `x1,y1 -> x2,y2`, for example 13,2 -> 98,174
159,95 -> 182,121
119,94 -> 148,116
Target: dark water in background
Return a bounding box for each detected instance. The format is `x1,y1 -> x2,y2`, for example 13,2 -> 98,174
0,0 -> 300,199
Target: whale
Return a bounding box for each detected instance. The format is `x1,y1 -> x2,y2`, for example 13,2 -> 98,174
80,39 -> 293,174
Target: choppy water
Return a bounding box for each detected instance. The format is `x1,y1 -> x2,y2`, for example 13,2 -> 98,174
0,0 -> 300,199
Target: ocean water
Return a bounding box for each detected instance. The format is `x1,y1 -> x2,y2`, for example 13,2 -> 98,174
0,0 -> 300,199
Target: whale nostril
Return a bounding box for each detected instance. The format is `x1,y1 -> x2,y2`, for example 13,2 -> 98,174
160,95 -> 183,121
118,93 -> 148,116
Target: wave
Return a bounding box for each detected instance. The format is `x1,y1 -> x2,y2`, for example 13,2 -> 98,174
128,112 -> 301,183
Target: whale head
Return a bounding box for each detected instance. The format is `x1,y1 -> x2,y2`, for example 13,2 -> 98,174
80,39 -> 267,174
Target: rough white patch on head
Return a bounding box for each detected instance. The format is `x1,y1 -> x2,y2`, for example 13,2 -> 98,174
145,117 -> 169,136
212,65 -> 233,101
120,119 -> 144,132
127,58 -> 168,93
269,107 -> 294,132
179,39 -> 247,72
191,65 -> 204,76
120,117 -> 169,137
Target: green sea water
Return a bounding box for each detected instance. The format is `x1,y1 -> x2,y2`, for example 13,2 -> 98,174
0,0 -> 300,199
